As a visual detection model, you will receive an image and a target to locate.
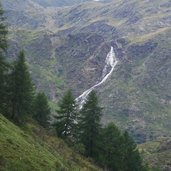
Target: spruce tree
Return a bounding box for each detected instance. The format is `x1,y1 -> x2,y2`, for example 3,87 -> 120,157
10,51 -> 34,122
99,123 -> 122,171
54,90 -> 78,142
33,92 -> 50,128
98,124 -> 146,171
120,131 -> 145,171
79,91 -> 102,158
0,3 -> 8,115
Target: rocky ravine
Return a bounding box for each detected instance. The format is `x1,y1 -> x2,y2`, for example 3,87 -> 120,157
76,46 -> 119,108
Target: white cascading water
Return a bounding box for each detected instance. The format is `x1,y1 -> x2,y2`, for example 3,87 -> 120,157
76,46 -> 118,108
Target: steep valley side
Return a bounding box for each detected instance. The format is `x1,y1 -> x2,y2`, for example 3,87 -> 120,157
2,0 -> 171,143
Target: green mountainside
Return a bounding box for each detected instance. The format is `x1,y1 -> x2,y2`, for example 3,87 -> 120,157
100,29 -> 171,142
1,0 -> 171,142
0,114 -> 100,171
140,138 -> 171,170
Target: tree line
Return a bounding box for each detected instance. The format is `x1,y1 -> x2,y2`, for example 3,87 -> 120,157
0,4 -> 50,126
0,4 -> 149,171
54,90 -> 148,171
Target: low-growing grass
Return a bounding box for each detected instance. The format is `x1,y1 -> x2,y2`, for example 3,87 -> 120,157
0,114 -> 101,171
139,138 -> 171,170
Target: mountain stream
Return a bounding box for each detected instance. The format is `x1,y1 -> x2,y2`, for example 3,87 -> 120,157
76,46 -> 118,108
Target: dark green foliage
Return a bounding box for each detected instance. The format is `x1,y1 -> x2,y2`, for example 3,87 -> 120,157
54,90 -> 78,142
98,123 -> 122,170
120,131 -> 145,171
0,3 -> 8,115
0,4 -> 7,52
9,51 -> 34,122
79,91 -> 102,158
98,123 -> 147,171
33,92 -> 50,128
73,143 -> 85,155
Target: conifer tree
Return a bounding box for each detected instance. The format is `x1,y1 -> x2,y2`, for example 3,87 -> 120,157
98,125 -> 146,171
79,91 -> 102,158
33,92 -> 50,128
0,3 -> 8,114
10,51 -> 34,122
99,123 -> 122,170
120,131 -> 145,171
54,90 -> 78,142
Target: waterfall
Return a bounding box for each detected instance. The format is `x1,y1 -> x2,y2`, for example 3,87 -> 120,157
76,46 -> 118,108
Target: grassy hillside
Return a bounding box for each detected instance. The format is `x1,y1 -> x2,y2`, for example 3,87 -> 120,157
0,114 -> 101,171
139,138 -> 171,170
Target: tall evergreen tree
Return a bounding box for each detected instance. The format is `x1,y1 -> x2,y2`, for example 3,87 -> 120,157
79,91 -> 102,158
0,3 -> 8,115
10,51 -> 34,122
99,123 -> 122,171
33,92 -> 50,128
54,90 -> 78,142
120,131 -> 146,171
98,124 -> 147,171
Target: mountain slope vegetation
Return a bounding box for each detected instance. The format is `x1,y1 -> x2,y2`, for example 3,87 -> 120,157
1,0 -> 171,142
140,138 -> 171,171
0,114 -> 101,171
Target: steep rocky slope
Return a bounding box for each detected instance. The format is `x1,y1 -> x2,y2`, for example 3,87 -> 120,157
2,0 -> 171,142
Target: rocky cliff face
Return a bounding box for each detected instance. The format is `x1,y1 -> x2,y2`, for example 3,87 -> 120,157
2,0 -> 171,142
